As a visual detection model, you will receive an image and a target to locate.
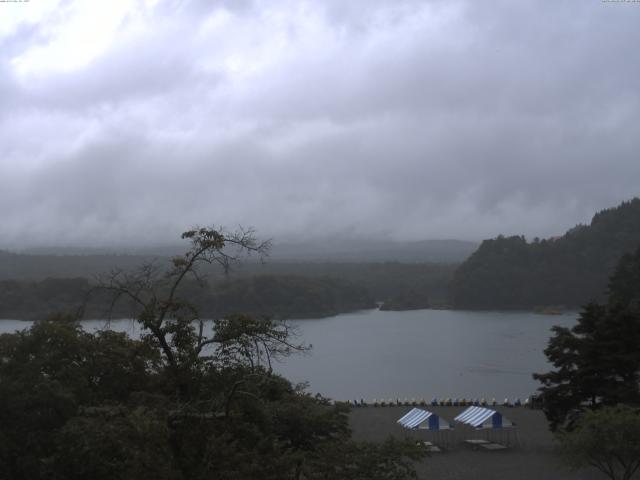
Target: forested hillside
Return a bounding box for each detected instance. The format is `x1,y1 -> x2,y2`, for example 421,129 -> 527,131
188,275 -> 374,319
452,198 -> 640,309
0,251 -> 156,280
1,238 -> 472,282
0,253 -> 455,319
0,275 -> 375,321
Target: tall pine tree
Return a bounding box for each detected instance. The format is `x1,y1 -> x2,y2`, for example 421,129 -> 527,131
534,246 -> 640,430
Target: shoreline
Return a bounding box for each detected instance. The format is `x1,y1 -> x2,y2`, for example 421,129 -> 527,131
0,306 -> 581,322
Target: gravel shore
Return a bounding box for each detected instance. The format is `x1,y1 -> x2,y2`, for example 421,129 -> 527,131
349,405 -> 602,480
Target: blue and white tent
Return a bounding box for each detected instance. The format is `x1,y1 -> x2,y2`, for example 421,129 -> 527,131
397,408 -> 452,430
454,406 -> 514,429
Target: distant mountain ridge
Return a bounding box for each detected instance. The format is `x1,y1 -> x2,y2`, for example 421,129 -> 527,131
0,240 -> 460,315
268,239 -> 477,263
8,238 -> 477,271
0,250 -> 159,281
452,198 -> 640,309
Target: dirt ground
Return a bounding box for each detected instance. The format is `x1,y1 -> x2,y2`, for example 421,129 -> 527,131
349,405 -> 604,480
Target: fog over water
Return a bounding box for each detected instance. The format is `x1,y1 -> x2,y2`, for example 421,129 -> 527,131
1,0 -> 639,249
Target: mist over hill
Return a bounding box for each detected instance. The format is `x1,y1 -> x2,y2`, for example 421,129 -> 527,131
7,198 -> 640,315
0,238 -> 464,319
6,238 -> 476,280
268,239 -> 477,263
19,238 -> 477,263
452,198 -> 640,309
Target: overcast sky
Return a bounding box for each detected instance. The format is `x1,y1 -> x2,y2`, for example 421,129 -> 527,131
0,0 -> 639,248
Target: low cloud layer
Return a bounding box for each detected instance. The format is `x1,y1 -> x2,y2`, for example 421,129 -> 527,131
1,0 -> 639,248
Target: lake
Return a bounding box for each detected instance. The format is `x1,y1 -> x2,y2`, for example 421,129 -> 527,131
0,308 -> 577,401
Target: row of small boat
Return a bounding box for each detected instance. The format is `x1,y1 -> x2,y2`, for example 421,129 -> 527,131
349,397 -> 530,407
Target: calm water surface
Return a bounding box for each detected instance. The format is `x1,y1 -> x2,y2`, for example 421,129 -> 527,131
1,309 -> 577,401
278,309 -> 577,401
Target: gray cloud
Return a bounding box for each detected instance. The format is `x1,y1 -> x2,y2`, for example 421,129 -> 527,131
0,0 -> 639,248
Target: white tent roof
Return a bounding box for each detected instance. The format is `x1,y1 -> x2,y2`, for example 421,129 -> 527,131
397,408 -> 451,430
454,406 -> 513,429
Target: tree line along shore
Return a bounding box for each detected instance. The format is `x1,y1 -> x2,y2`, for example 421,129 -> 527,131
1,197 -> 640,320
1,224 -> 639,480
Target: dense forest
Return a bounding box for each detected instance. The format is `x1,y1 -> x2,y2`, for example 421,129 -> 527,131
0,265 -> 456,320
247,262 -> 453,309
534,245 -> 640,431
0,228 -> 425,479
0,236 -> 462,319
0,237 -> 473,281
0,316 -> 425,480
0,259 -> 455,320
0,275 -> 373,321
179,275 -> 375,320
452,198 -> 640,309
3,199 -> 640,316
17,238 -> 477,264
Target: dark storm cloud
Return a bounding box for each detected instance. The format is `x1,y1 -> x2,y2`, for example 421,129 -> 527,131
0,0 -> 639,248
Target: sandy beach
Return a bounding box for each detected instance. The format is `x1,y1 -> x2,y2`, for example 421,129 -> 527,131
349,405 -> 603,480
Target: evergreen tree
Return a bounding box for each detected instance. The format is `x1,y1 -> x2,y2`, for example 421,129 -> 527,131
534,246 -> 640,430
453,198 -> 640,309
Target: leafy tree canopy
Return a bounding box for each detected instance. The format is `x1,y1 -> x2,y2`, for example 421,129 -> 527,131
0,226 -> 425,480
558,405 -> 640,480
